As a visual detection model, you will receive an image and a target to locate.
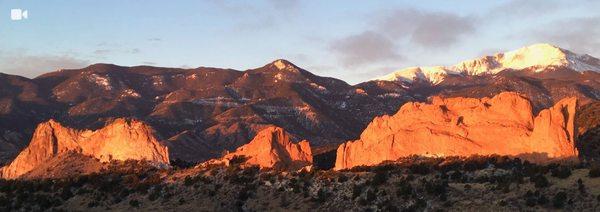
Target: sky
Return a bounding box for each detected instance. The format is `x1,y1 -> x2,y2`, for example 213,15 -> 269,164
0,0 -> 599,84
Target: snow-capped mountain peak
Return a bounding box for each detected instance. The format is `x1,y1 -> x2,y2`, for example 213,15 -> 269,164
375,43 -> 600,84
457,43 -> 600,75
374,66 -> 459,85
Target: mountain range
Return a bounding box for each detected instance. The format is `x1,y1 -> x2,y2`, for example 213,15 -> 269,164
1,43 -> 600,168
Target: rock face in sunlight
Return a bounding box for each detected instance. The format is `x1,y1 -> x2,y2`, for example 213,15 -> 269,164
205,126 -> 313,171
0,118 -> 169,179
334,92 -> 579,170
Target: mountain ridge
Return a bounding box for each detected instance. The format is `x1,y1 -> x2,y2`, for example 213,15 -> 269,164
0,46 -> 599,166
375,43 -> 600,84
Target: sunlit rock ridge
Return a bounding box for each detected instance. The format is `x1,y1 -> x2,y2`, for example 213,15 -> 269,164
202,126 -> 313,171
0,118 -> 170,179
375,43 -> 600,84
334,92 -> 578,170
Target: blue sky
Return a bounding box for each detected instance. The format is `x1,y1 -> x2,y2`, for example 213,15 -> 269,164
0,0 -> 599,84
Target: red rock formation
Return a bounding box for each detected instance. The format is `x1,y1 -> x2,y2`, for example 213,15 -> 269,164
205,126 -> 312,171
0,118 -> 169,179
335,92 -> 578,170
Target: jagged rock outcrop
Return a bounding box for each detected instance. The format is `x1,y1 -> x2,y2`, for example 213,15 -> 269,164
0,118 -> 169,179
204,126 -> 312,171
335,92 -> 578,170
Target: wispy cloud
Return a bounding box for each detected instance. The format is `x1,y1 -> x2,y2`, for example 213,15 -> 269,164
93,48 -> 141,56
373,9 -> 476,48
330,31 -> 402,67
207,0 -> 302,33
489,0 -> 563,19
529,16 -> 600,56
142,61 -> 157,66
0,51 -> 89,78
328,8 -> 474,72
266,0 -> 299,10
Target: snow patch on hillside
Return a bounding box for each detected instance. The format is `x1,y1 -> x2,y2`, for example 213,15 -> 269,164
87,74 -> 113,91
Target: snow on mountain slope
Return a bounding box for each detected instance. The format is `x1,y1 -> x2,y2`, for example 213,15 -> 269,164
375,43 -> 600,84
375,66 -> 460,84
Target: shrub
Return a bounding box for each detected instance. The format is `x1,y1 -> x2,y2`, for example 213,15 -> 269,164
463,156 -> 489,171
523,190 -> 548,207
552,192 -> 567,208
229,167 -> 258,184
370,172 -> 388,186
148,187 -> 161,201
405,198 -> 427,211
589,164 -> 600,178
531,175 -> 550,188
348,165 -> 372,172
522,162 -> 549,177
357,187 -> 376,205
578,178 -> 586,194
337,174 -> 348,183
372,164 -> 397,173
313,188 -> 331,203
352,184 -> 364,199
129,199 -> 140,208
34,193 -> 56,209
449,170 -> 463,181
525,196 -> 537,207
550,166 -> 572,179
171,159 -> 195,169
537,194 -> 548,205
87,201 -> 99,208
409,163 -> 430,175
237,186 -> 251,201
184,176 -> 194,186
396,182 -> 413,199
279,193 -> 289,207
229,155 -> 249,166
424,179 -> 447,195
60,187 -> 74,200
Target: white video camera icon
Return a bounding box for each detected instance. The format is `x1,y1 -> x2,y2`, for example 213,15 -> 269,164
11,9 -> 28,20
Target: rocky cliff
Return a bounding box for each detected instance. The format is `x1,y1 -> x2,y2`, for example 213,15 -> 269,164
0,118 -> 169,179
204,126 -> 312,171
335,92 -> 578,170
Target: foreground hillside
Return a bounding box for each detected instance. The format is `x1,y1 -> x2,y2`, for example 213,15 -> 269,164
3,156 -> 600,211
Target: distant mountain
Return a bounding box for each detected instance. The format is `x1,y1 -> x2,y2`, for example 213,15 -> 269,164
0,59 -> 411,164
375,43 -> 600,84
365,43 -> 600,110
1,44 -> 599,165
